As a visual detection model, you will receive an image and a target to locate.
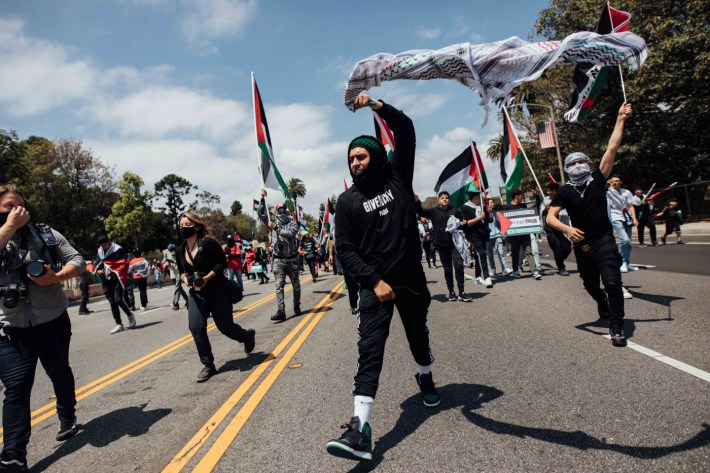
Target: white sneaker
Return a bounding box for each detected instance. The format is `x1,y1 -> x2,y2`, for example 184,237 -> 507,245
623,287 -> 633,299
110,324 -> 125,334
484,277 -> 493,288
140,307 -> 146,312
504,268 -> 513,276
128,315 -> 137,329
475,276 -> 485,285
627,264 -> 639,271
620,263 -> 629,273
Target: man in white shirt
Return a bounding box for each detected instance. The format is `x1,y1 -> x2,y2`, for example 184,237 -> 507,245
607,176 -> 638,273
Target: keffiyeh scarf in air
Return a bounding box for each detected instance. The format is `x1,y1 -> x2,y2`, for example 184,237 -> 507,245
446,216 -> 469,267
344,31 -> 647,125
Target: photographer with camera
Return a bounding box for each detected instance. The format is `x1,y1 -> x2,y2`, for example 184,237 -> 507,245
95,236 -> 136,334
0,184 -> 85,472
176,212 -> 256,383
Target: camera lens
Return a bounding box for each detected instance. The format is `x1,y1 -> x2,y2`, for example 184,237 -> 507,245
3,289 -> 19,309
26,261 -> 46,277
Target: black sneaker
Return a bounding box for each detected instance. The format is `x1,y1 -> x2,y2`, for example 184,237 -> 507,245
293,306 -> 302,317
609,326 -> 627,347
271,311 -> 286,322
415,372 -> 441,407
196,365 -> 216,383
56,415 -> 79,441
243,329 -> 256,354
558,269 -> 570,276
447,292 -> 457,302
457,293 -> 472,302
351,308 -> 359,316
325,417 -> 372,461
0,452 -> 27,472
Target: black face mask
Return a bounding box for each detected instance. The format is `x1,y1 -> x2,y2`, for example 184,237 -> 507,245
0,212 -> 8,226
180,226 -> 197,239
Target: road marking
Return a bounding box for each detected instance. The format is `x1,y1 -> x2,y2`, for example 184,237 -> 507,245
603,336 -> 710,383
162,280 -> 344,473
0,279 -> 311,444
193,282 -> 345,472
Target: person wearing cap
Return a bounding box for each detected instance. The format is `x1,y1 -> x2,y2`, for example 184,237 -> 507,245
257,192 -> 301,322
546,103 -> 633,347
325,95 -> 438,462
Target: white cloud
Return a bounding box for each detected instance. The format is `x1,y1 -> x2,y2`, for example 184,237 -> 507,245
179,0 -> 258,44
88,86 -> 249,142
0,18 -> 97,116
416,27 -> 442,40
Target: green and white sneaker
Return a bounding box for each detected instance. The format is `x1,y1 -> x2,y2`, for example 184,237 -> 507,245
415,372 -> 441,407
325,416 -> 372,461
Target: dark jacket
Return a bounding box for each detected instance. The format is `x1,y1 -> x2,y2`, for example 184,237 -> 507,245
176,236 -> 227,287
459,201 -> 492,241
416,203 -> 462,247
257,203 -> 299,259
334,102 -> 422,290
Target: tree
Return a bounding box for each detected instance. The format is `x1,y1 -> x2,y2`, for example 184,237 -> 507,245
154,174 -> 196,239
192,190 -> 220,211
526,0 -> 709,192
285,177 -> 306,214
486,135 -> 503,162
0,129 -> 30,186
104,172 -> 154,249
231,200 -> 243,216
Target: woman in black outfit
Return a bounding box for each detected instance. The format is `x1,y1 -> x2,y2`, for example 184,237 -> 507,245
177,212 -> 256,383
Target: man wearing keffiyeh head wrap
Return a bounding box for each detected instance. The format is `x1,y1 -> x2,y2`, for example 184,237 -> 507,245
326,94 -> 437,462
546,103 -> 633,348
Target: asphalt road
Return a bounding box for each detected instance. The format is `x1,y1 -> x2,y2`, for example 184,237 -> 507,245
2,244 -> 709,472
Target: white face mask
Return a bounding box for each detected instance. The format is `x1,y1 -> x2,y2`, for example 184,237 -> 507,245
566,162 -> 590,179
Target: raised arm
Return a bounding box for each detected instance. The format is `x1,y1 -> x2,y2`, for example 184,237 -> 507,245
599,103 -> 633,179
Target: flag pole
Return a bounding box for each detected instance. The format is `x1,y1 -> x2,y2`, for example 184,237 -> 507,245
503,106 -> 545,198
607,1 -> 628,102
548,108 -> 566,184
470,139 -> 487,211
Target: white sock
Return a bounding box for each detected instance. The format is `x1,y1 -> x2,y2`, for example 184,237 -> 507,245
417,365 -> 431,376
353,395 -> 374,431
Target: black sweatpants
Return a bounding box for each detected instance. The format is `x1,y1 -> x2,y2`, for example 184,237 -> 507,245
188,279 -> 249,368
135,277 -> 148,308
468,237 -> 490,279
422,240 -> 434,266
545,225 -> 572,271
509,235 -> 534,272
437,245 -> 465,294
353,268 -> 433,398
102,277 -> 133,324
637,216 -> 657,245
574,234 -> 625,329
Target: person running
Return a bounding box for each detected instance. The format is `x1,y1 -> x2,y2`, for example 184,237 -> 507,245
657,198 -> 685,244
258,191 -> 301,321
416,191 -> 472,301
176,212 -> 255,383
631,186 -> 658,246
325,95 -> 439,462
505,190 -> 541,280
607,176 -> 638,272
542,183 -> 572,275
547,102 -> 633,347
128,249 -> 150,311
95,236 -> 136,334
460,191 -> 493,288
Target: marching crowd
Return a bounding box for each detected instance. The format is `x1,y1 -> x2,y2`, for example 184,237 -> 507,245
0,96 -> 689,470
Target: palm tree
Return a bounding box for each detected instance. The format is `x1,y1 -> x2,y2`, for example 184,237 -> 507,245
285,177 -> 307,215
487,135 -> 503,162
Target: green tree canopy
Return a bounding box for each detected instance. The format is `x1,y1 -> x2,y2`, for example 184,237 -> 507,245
0,129 -> 30,186
104,172 -> 154,249
154,174 -> 195,239
230,200 -> 243,216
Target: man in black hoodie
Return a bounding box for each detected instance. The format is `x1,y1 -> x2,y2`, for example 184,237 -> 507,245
325,95 -> 439,462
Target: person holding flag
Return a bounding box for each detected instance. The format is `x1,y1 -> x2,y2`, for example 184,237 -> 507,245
546,103 -> 633,347
631,186 -> 658,247
95,235 -> 136,334
326,95 -> 439,462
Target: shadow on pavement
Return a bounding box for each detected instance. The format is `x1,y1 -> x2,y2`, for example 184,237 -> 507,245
217,352 -> 271,374
347,383 -> 504,472
575,316 -> 671,339
31,404 -> 171,472
132,321 -> 163,330
624,286 -> 684,320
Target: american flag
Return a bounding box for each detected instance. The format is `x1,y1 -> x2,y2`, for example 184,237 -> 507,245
537,122 -> 555,149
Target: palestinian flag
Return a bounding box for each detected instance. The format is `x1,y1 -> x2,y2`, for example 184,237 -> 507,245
470,141 -> 489,198
252,199 -> 259,212
252,73 -> 290,196
434,145 -> 482,209
500,113 -> 525,202
563,2 -> 631,123
373,110 -> 395,161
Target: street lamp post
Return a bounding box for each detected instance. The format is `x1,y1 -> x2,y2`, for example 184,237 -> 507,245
505,103 -> 565,185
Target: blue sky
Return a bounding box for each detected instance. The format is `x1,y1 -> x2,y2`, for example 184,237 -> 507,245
0,0 -> 550,215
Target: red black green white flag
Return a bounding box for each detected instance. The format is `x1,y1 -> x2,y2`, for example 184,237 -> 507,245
564,2 -> 631,123
434,141 -> 489,209
500,112 -> 525,202
252,73 -> 290,196
372,110 -> 395,161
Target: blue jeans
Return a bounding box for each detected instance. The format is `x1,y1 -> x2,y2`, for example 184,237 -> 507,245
486,236 -> 508,273
611,219 -> 633,265
0,312 -> 76,459
227,268 -> 243,290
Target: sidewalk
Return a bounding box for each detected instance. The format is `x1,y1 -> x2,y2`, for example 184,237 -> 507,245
673,221 -> 710,235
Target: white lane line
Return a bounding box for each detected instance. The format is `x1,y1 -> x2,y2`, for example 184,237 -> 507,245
603,335 -> 710,383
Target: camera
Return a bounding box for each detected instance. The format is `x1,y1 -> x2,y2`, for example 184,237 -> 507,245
0,283 -> 28,309
188,272 -> 205,288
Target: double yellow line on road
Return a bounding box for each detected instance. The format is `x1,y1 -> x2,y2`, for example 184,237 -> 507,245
0,280 -> 310,444
164,280 -> 345,473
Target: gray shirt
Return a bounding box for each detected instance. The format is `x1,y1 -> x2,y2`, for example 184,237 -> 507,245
0,225 -> 84,328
